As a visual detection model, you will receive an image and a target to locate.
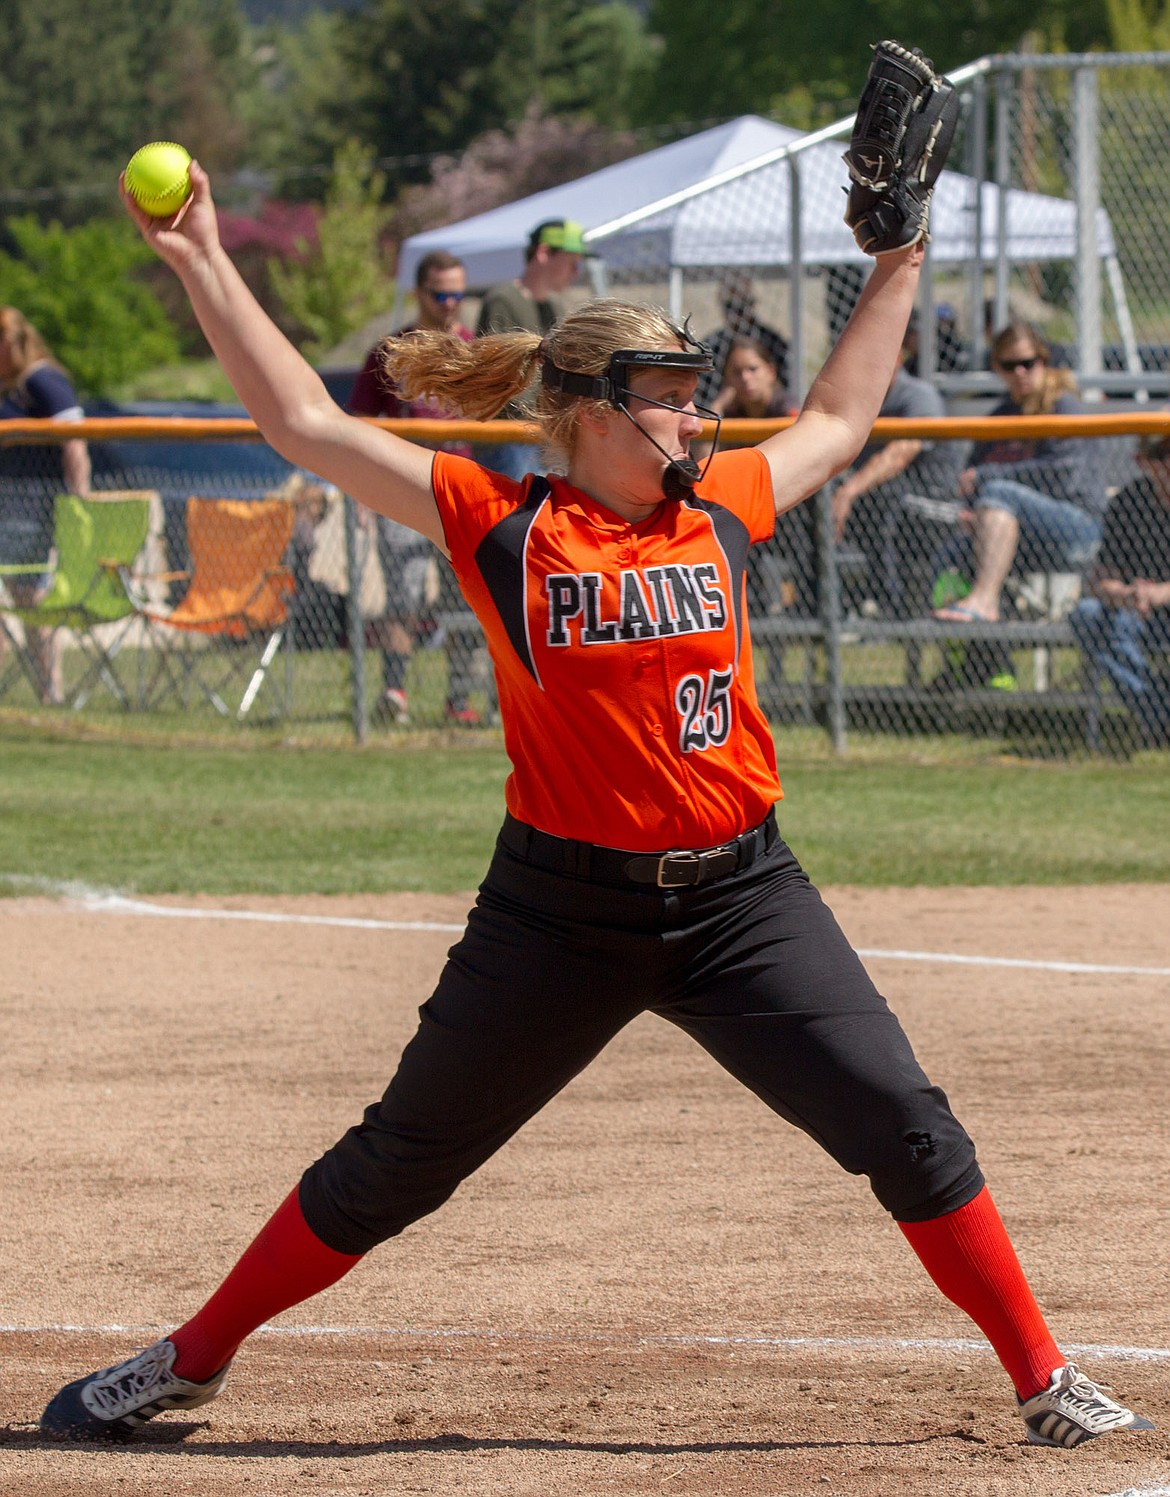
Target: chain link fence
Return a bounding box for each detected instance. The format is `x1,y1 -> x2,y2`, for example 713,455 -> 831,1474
2,413 -> 1167,757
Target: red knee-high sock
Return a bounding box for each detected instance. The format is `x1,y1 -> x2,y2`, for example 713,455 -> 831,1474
169,1188 -> 364,1382
898,1186 -> 1062,1400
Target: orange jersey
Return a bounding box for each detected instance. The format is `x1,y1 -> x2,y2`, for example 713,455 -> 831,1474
432,447 -> 782,852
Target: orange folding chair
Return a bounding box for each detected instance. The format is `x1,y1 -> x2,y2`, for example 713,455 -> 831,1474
147,497 -> 295,718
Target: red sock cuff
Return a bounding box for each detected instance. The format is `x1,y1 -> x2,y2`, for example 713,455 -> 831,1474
899,1186 -> 1061,1400
170,1187 -> 363,1382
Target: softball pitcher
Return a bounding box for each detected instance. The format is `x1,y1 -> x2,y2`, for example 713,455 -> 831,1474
41,43 -> 1151,1454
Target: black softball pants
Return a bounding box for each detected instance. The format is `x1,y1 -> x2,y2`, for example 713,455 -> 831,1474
299,822 -> 984,1255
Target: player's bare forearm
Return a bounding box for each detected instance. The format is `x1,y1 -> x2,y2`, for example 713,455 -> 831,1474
760,244 -> 922,513
122,159 -> 445,547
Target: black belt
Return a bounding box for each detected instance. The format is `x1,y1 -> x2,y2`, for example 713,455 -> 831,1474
500,809 -> 778,889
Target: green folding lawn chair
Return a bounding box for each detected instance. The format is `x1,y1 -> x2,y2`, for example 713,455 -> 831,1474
0,492 -> 155,709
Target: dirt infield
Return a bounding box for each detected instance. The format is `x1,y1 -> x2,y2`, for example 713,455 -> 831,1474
1,884 -> 1167,1496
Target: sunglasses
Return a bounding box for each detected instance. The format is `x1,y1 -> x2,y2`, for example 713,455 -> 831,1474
424,289 -> 465,305
998,355 -> 1041,373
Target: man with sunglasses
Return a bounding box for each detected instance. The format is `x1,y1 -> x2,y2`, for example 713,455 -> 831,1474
1070,428 -> 1170,744
349,251 -> 482,724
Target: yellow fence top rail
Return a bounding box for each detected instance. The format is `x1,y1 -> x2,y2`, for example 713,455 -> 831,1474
2,412 -> 1169,445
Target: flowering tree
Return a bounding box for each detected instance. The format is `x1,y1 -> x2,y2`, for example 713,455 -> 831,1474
386,103 -> 638,252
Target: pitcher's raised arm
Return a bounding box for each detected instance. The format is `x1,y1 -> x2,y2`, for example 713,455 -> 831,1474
120,156 -> 443,547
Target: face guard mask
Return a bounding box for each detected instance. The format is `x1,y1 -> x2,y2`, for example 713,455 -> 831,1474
542,325 -> 722,502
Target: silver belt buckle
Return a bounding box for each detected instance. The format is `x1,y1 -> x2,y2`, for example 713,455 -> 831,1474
656,850 -> 702,888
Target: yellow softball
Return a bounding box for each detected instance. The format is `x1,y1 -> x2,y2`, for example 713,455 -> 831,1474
124,142 -> 192,218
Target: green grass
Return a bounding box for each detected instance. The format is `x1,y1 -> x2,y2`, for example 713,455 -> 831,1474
1,723 -> 1167,894
780,757 -> 1170,884
0,727 -> 509,895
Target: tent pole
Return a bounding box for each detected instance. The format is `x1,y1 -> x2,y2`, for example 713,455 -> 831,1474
1072,64 -> 1104,398
668,266 -> 684,322
1106,252 -> 1145,401
586,255 -> 608,299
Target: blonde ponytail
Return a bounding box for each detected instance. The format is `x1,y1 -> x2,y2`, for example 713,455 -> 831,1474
383,330 -> 544,421
380,299 -> 689,466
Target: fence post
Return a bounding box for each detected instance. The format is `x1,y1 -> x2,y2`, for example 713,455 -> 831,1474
815,483 -> 847,755
993,65 -> 1014,329
343,493 -> 367,744
1072,63 -> 1104,391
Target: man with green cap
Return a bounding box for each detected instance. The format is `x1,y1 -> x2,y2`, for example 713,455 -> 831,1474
475,218 -> 591,481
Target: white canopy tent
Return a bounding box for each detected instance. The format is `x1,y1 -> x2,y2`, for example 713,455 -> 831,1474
398,113 -> 1116,286
396,107 -> 1134,394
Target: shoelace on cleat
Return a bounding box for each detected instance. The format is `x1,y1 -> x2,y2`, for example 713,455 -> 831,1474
86,1344 -> 177,1415
1041,1364 -> 1130,1430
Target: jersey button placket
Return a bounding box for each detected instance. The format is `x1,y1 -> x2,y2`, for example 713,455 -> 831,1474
624,535 -> 664,740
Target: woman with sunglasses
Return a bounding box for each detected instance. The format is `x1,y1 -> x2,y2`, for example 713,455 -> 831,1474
38,130 -> 1151,1455
933,322 -> 1105,625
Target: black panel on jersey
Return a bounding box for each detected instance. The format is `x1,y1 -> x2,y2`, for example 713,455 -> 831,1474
473,477 -> 552,682
683,496 -> 750,661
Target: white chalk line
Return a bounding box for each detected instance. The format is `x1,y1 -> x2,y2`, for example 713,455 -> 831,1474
853,946 -> 1170,977
2,1321 -> 1168,1364
82,892 -> 465,935
27,886 -> 1170,977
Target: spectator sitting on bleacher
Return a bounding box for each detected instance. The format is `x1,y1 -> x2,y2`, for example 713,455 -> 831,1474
1070,429 -> 1170,746
831,333 -> 965,616
697,271 -> 790,408
710,335 -> 796,424
932,322 -> 1106,624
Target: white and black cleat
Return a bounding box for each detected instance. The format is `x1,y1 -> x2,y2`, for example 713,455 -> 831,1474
1020,1362 -> 1155,1448
40,1337 -> 230,1441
